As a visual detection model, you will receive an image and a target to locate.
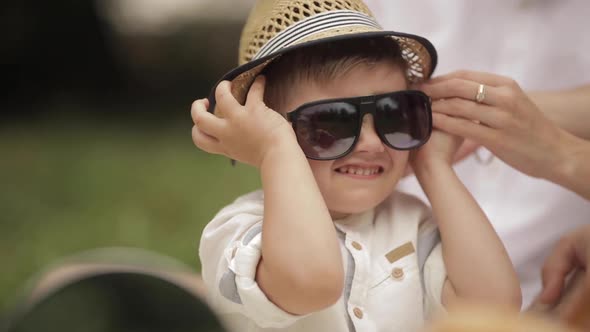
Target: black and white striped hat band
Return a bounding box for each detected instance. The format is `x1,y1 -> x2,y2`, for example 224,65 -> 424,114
253,10 -> 382,60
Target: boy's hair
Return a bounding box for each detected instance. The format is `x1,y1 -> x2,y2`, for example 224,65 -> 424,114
262,37 -> 408,113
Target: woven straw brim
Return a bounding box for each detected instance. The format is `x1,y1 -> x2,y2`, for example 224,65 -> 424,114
207,29 -> 437,115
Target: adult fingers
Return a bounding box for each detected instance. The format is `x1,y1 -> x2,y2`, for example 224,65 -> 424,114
432,112 -> 498,145
428,70 -> 516,87
560,273 -> 590,330
432,98 -> 512,129
538,277 -> 565,307
191,100 -> 226,137
192,125 -> 222,155
215,80 -> 241,117
245,75 -> 267,110
538,238 -> 578,304
421,78 -> 503,107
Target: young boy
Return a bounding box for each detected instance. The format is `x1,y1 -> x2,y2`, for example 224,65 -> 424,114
192,1 -> 521,331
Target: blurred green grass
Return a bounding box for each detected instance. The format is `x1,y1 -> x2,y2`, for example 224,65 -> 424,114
0,118 -> 260,311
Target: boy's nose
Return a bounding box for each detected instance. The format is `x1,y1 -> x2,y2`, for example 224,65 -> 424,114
355,114 -> 385,153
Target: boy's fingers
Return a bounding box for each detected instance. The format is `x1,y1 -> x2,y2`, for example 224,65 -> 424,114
191,103 -> 226,138
191,98 -> 208,124
191,125 -> 222,154
215,81 -> 241,117
245,75 -> 267,109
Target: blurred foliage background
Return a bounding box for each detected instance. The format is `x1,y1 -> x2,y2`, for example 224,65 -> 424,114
1,0 -> 260,312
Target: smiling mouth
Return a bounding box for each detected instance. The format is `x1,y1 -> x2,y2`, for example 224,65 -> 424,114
335,165 -> 384,176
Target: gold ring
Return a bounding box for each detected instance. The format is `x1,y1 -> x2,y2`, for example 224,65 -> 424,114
475,84 -> 486,103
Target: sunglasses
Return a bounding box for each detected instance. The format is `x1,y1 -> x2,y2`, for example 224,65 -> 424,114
286,90 -> 432,160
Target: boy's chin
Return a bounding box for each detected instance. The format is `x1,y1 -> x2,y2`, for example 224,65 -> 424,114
327,195 -> 388,218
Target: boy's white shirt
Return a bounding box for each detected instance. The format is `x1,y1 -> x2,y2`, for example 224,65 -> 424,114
199,190 -> 447,332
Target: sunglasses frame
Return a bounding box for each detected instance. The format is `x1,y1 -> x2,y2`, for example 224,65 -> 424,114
286,90 -> 433,160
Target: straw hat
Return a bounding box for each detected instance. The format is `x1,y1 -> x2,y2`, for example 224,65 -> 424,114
208,0 -> 437,113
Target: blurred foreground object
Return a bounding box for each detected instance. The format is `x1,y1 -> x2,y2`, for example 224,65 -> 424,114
427,266 -> 590,332
5,248 -> 225,332
429,268 -> 590,332
423,306 -> 580,332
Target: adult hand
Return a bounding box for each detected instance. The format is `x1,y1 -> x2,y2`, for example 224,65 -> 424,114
419,70 -> 573,180
454,139 -> 480,164
191,76 -> 294,167
533,225 -> 590,330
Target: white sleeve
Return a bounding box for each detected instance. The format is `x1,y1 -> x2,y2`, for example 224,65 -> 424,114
226,230 -> 303,328
417,215 -> 447,319
423,243 -> 447,318
199,192 -> 303,328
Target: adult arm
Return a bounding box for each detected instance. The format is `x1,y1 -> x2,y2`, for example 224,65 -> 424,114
530,84 -> 590,140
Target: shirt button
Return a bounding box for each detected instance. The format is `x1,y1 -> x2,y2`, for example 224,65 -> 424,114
351,241 -> 363,250
391,267 -> 404,280
353,307 -> 364,319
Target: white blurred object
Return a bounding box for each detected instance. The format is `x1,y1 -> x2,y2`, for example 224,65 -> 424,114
97,0 -> 256,35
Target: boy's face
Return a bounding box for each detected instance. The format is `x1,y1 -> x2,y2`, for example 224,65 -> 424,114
283,61 -> 410,218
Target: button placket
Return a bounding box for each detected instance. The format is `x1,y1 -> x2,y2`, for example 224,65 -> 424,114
346,235 -> 369,329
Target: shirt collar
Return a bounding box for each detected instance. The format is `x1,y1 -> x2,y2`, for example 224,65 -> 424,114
333,208 -> 374,233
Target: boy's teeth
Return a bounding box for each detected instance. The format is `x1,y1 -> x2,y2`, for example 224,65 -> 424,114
338,166 -> 380,175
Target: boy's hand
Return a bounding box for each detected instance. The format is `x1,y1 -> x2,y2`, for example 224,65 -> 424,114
191,76 -> 295,168
410,126 -> 463,172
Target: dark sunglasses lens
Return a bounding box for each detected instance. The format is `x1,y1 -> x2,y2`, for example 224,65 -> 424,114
294,102 -> 358,159
376,94 -> 430,149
